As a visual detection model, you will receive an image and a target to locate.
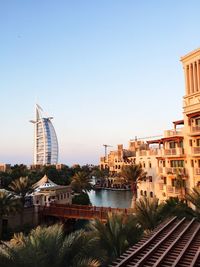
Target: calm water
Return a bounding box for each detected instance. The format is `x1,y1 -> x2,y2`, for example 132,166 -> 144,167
88,189 -> 133,208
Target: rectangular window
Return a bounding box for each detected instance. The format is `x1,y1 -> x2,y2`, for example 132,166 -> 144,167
149,162 -> 152,168
196,118 -> 200,125
163,177 -> 167,185
169,142 -> 176,149
198,160 -> 200,168
191,160 -> 194,167
189,139 -> 193,146
179,141 -> 184,148
170,160 -> 184,168
163,161 -> 166,167
197,139 -> 200,147
172,179 -> 175,187
149,176 -> 152,182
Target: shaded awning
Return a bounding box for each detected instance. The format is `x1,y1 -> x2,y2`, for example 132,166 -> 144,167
173,119 -> 184,126
161,136 -> 184,142
187,111 -> 200,119
147,139 -> 163,144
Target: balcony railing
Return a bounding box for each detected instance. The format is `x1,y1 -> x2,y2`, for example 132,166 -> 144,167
164,148 -> 176,155
195,168 -> 200,175
164,129 -> 183,137
166,167 -> 185,175
148,149 -> 159,156
192,147 -> 200,154
138,150 -> 147,156
158,183 -> 164,190
138,149 -> 159,157
164,148 -> 184,156
167,185 -> 179,194
191,125 -> 200,133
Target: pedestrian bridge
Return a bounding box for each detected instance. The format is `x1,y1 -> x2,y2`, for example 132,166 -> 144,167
39,204 -> 134,222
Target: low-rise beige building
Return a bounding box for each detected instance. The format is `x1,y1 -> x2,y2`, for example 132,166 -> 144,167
0,163 -> 11,172
32,175 -> 72,206
100,47 -> 200,202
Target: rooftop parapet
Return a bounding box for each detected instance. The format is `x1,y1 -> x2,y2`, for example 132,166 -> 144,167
164,128 -> 184,138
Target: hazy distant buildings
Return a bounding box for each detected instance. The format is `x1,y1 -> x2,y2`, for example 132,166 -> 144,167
0,163 -> 11,172
30,104 -> 59,165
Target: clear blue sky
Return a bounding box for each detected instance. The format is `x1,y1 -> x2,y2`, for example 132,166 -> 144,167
1,0 -> 200,165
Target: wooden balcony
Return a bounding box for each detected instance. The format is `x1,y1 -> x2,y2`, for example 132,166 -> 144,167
138,149 -> 159,157
164,129 -> 183,137
158,183 -> 164,190
164,148 -> 184,156
166,167 -> 186,175
192,147 -> 200,154
167,185 -> 179,195
191,125 -> 200,133
195,168 -> 200,175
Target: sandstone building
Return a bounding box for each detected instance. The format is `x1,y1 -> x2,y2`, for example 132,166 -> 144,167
100,48 -> 200,201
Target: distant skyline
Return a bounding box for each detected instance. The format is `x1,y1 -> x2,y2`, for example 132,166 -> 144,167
1,1 -> 200,165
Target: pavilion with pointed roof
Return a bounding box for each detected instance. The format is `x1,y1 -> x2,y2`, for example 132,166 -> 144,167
31,175 -> 72,206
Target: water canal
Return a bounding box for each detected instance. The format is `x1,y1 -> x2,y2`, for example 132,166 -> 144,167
88,189 -> 133,208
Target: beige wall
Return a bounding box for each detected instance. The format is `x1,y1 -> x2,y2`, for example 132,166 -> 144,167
100,48 -> 200,203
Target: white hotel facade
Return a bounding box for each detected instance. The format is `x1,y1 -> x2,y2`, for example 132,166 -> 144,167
100,48 -> 200,201
30,104 -> 59,165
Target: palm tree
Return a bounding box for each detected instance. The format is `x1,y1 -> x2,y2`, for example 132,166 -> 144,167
186,187 -> 200,217
159,197 -> 195,220
0,190 -> 22,239
9,177 -> 32,227
0,224 -> 102,267
135,197 -> 161,232
121,164 -> 146,209
71,171 -> 92,193
88,212 -> 143,263
9,176 -> 32,206
173,168 -> 187,200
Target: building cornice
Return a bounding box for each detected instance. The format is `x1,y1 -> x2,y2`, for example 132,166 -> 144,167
180,47 -> 200,63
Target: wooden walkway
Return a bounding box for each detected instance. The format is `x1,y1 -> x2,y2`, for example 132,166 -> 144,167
110,216 -> 200,267
39,204 -> 134,222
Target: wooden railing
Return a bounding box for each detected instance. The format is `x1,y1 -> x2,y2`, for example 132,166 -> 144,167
195,168 -> 200,175
192,147 -> 200,154
164,148 -> 184,156
39,204 -> 134,222
166,167 -> 185,175
191,125 -> 200,132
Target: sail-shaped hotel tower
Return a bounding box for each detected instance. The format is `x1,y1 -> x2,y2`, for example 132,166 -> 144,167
30,104 -> 59,165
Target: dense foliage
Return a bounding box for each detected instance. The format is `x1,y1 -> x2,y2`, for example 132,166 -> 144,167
72,193 -> 91,205
1,164 -> 200,266
0,224 -> 102,267
0,164 -> 97,190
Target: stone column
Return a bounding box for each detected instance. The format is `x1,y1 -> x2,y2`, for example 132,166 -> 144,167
190,63 -> 194,94
186,65 -> 190,95
197,60 -> 200,92
193,62 -> 197,92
